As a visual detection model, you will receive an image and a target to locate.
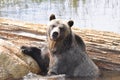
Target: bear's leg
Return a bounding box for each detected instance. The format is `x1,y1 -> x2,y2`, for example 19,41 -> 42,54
21,46 -> 49,75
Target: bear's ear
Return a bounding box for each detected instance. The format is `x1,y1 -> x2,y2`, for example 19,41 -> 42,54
50,14 -> 56,21
68,20 -> 74,27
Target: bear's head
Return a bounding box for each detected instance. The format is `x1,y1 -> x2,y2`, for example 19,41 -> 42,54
47,14 -> 74,41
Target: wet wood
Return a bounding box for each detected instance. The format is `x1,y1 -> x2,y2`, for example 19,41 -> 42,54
0,18 -> 120,71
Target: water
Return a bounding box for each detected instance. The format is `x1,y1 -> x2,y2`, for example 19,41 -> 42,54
0,0 -> 120,34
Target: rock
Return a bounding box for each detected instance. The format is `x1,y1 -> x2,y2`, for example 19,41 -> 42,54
0,39 -> 40,80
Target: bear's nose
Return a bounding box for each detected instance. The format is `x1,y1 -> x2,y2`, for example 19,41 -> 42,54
52,32 -> 59,38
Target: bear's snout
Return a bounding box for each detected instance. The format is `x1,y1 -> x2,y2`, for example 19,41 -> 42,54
50,27 -> 60,40
52,32 -> 59,39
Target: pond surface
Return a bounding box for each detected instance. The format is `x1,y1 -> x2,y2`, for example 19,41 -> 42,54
0,0 -> 120,34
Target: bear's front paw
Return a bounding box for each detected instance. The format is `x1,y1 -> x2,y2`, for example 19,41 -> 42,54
21,46 -> 41,57
21,46 -> 30,55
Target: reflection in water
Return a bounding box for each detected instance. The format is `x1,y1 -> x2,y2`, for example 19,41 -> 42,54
0,0 -> 120,33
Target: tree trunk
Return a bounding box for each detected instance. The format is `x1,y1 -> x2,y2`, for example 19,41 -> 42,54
0,18 -> 120,71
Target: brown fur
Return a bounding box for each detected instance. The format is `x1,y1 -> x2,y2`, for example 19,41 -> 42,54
21,14 -> 99,77
47,14 -> 99,77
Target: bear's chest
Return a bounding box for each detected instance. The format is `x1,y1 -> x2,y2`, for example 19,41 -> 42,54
51,47 -> 80,73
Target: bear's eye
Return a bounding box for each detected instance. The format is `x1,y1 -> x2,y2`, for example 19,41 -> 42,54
51,25 -> 56,28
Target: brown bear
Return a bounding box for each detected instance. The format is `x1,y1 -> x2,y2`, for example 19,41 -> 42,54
21,14 -> 99,77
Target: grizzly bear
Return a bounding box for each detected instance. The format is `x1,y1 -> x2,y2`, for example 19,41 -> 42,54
21,14 -> 99,77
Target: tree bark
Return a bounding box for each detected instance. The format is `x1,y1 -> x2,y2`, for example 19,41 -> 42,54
0,18 -> 120,71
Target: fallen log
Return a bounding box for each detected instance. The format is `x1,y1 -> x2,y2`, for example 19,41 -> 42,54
0,18 -> 120,79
